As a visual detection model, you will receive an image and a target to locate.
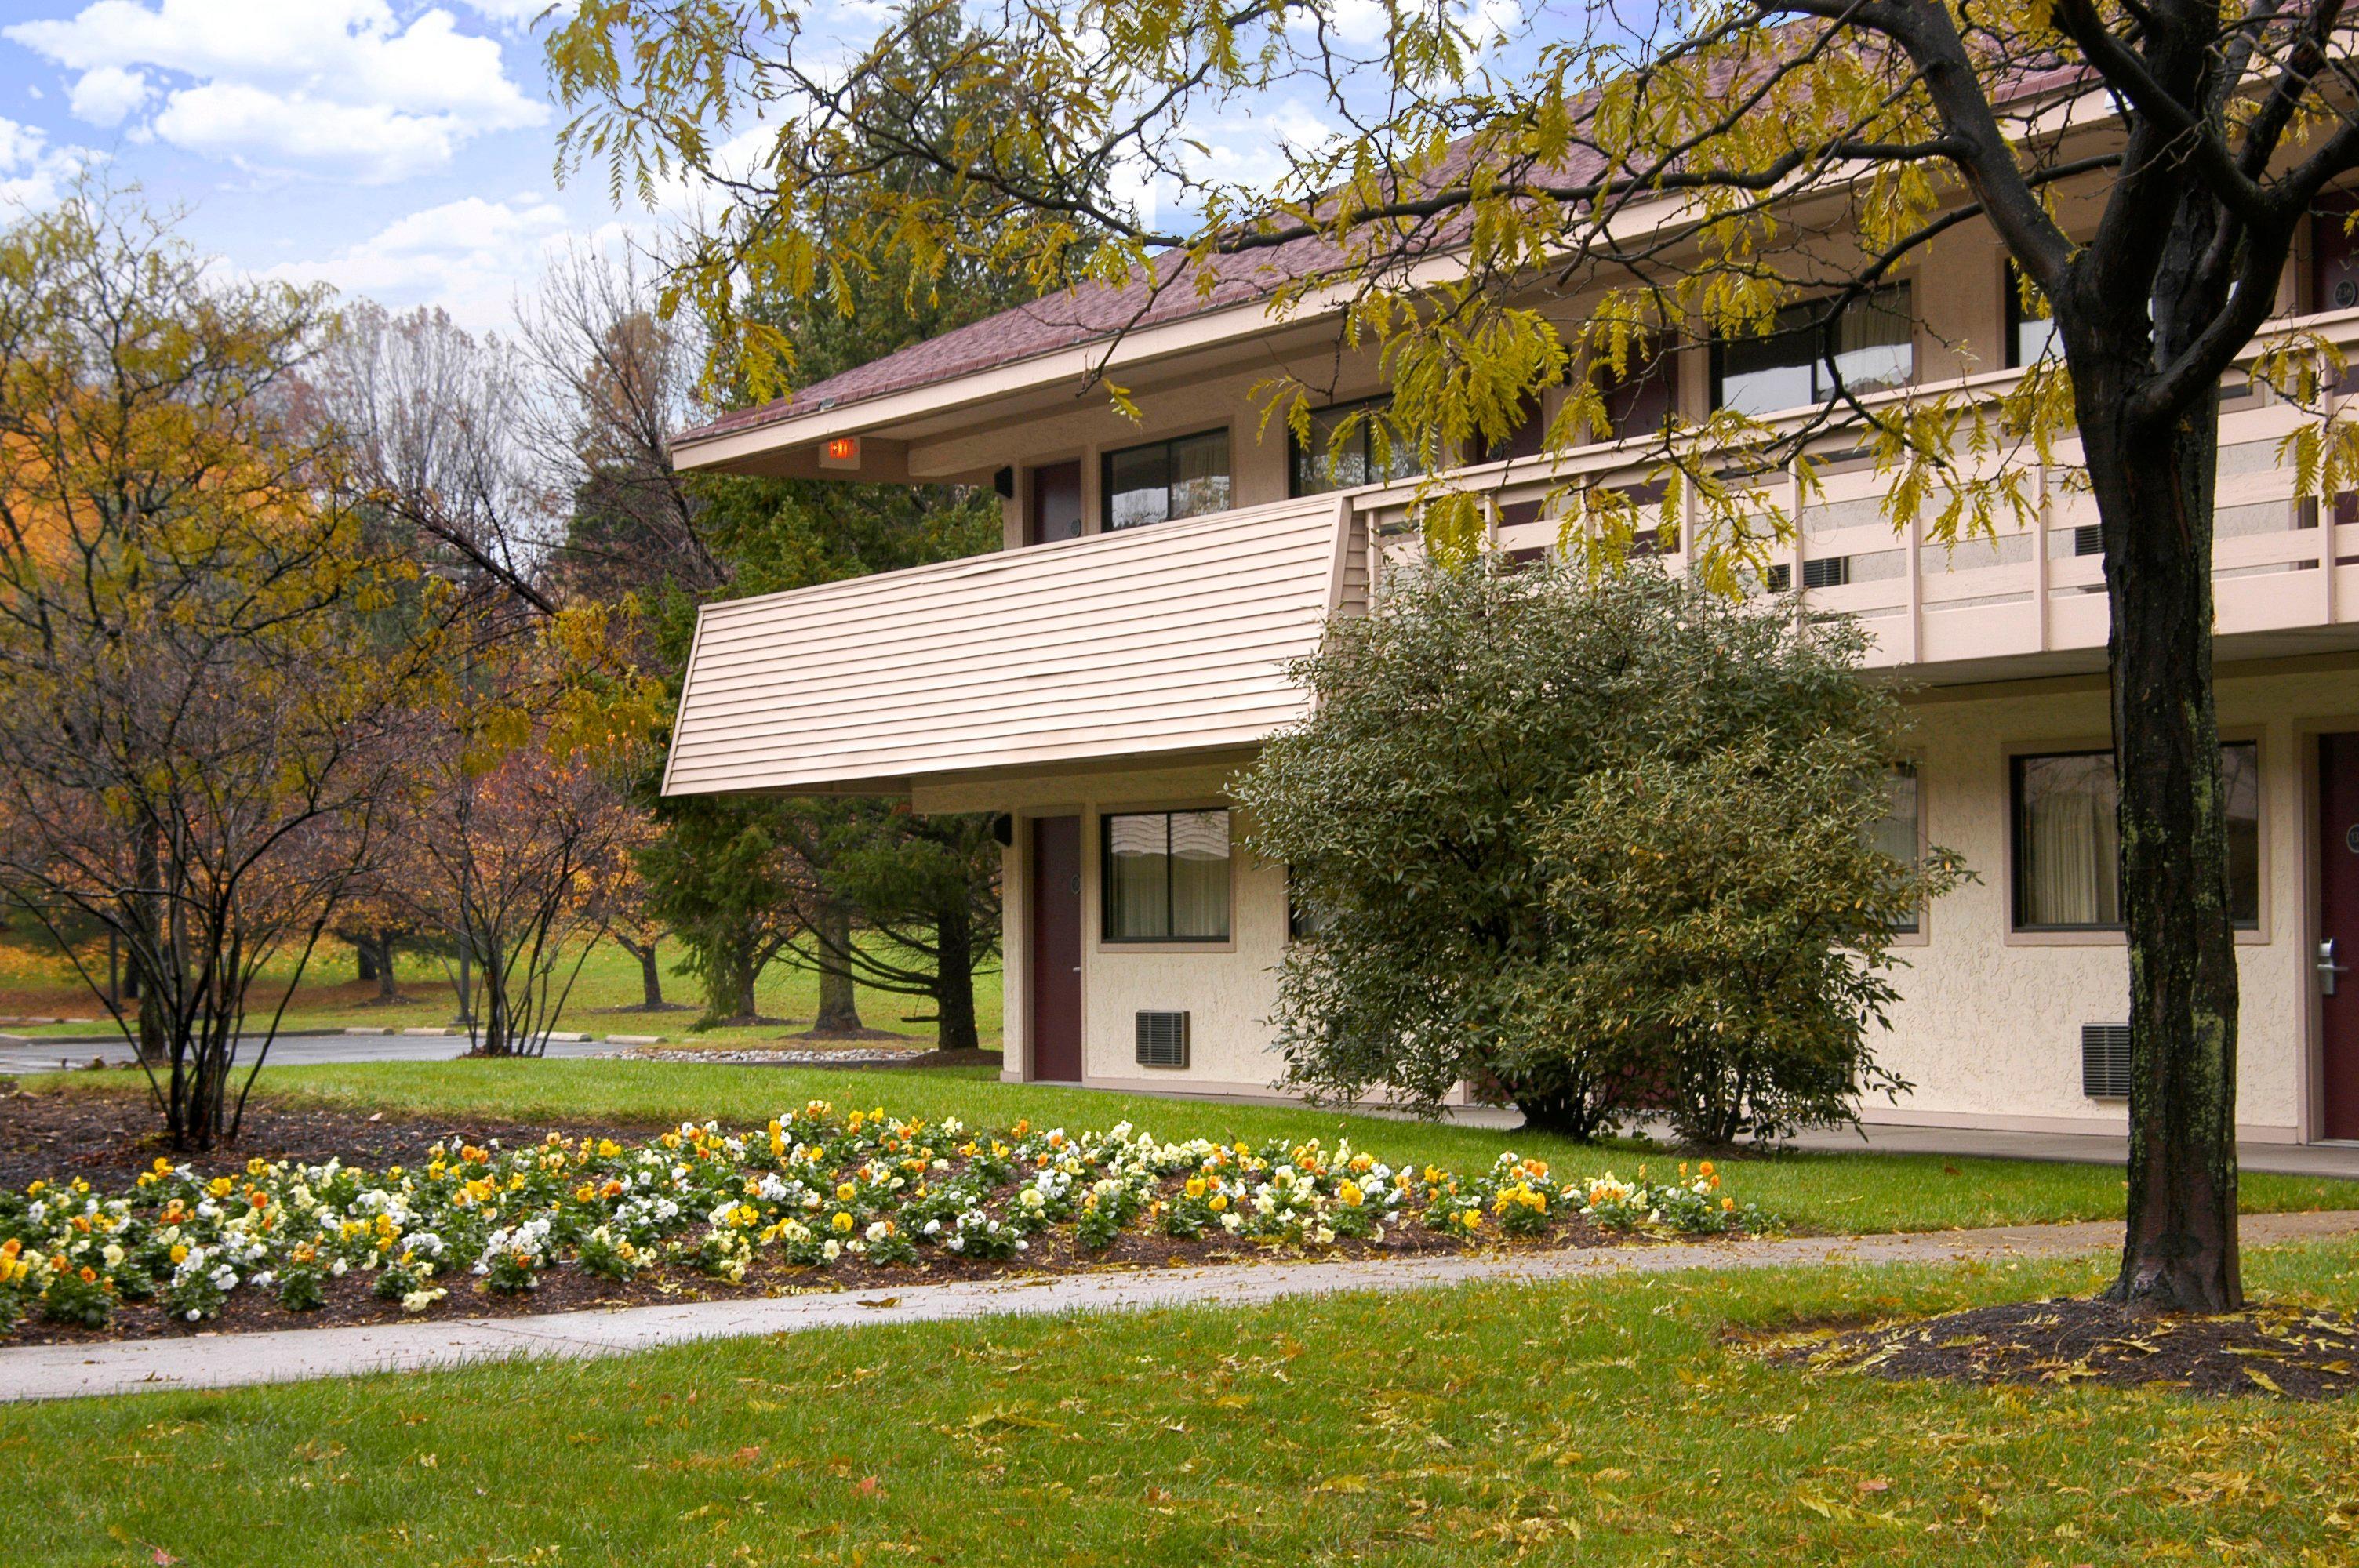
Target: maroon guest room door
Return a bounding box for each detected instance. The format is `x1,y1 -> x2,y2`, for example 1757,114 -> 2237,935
2323,735 -> 2359,1139
1029,816 -> 1083,1083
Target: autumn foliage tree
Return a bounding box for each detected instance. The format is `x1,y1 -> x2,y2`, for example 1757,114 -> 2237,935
0,194 -> 442,1149
387,711 -> 639,1058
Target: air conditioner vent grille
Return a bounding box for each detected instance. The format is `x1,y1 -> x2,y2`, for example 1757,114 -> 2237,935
2081,1023 -> 2132,1099
1135,1011 -> 1190,1069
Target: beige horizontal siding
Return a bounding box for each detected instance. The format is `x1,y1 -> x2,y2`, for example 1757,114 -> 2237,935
663,497 -> 1349,795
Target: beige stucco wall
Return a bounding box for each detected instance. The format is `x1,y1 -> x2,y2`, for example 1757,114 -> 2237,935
1876,659 -> 2355,1141
925,655 -> 2355,1134
917,759 -> 1299,1098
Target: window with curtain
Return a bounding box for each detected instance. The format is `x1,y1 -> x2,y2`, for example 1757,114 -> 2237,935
1103,810 -> 1231,941
1289,397 -> 1425,496
1103,429 -> 1232,529
2013,743 -> 2259,930
1711,283 -> 1914,416
1870,763 -> 1921,933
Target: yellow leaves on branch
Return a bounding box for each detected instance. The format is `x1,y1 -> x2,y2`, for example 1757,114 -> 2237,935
445,597 -> 667,782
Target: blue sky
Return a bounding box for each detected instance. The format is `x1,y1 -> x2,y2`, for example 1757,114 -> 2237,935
0,2 -> 1529,337
0,2 -> 655,332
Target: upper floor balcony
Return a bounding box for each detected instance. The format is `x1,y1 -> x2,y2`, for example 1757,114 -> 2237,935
664,309 -> 2359,797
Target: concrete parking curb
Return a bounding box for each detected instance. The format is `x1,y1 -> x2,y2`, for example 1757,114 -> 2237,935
6,1209 -> 2354,1403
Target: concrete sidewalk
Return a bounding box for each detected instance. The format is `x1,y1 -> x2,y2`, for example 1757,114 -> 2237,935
7,1209 -> 2354,1404
1782,1123 -> 2359,1179
1077,1086 -> 2359,1180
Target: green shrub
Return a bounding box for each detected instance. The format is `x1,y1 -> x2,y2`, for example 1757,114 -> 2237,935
1238,560 -> 1963,1142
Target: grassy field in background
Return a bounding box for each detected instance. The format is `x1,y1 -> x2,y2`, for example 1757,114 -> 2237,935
5,1239 -> 2357,1566
0,928 -> 1002,1047
26,1058 -> 2359,1235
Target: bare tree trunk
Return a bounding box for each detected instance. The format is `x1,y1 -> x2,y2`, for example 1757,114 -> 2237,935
734,949 -> 759,1022
354,939 -> 378,984
131,824 -> 166,1066
454,944 -> 474,1029
812,902 -> 863,1033
932,897 -> 979,1051
374,933 -> 401,1001
2079,361 -> 2241,1314
616,932 -> 666,1008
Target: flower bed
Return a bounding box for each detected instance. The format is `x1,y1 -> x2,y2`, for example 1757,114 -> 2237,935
0,1100 -> 1771,1341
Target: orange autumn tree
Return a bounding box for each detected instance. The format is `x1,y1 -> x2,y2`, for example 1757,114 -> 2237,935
0,194 -> 449,1149
382,600 -> 664,1058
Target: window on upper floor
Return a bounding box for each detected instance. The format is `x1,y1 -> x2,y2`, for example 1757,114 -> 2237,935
1596,337 -> 1680,441
1103,810 -> 1231,942
1711,283 -> 1914,417
1289,397 -> 1425,497
2005,263 -> 2059,370
1104,429 -> 1231,530
2012,742 -> 2259,931
1472,389 -> 1548,466
2314,192 -> 2359,314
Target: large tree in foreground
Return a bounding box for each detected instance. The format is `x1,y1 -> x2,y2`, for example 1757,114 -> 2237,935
549,0 -> 2359,1310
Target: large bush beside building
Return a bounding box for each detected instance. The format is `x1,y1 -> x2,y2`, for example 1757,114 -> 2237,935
1236,561 -> 1963,1143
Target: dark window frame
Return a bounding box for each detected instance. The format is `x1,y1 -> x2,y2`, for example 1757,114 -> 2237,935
1100,426 -> 1232,532
1709,282 -> 1915,416
2009,743 -> 2260,932
1100,809 -> 1233,944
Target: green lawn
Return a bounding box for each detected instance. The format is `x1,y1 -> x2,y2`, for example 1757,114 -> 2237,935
0,931 -> 1002,1048
25,1058 -> 2359,1236
5,1238 -> 2356,1566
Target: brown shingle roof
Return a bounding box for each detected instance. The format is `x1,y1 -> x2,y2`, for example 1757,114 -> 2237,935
675,232 -> 1351,445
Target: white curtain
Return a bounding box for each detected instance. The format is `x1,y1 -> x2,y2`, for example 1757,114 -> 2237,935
2020,754 -> 2118,927
1168,810 -> 1231,939
1105,814 -> 1171,938
1832,282 -> 1914,395
1105,811 -> 1229,939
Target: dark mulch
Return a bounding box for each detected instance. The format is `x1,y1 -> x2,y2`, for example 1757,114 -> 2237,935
871,1047 -> 1000,1069
0,1086 -> 1713,1348
1762,1296 -> 2359,1400
0,1085 -> 669,1192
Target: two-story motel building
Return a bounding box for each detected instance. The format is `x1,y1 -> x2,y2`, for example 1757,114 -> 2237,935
660,173 -> 2359,1147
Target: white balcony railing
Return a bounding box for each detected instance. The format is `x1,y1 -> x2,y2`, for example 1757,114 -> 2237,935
1344,306 -> 2359,674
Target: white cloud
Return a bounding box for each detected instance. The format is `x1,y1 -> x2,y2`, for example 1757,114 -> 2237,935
67,64 -> 150,126
0,117 -> 96,212
5,0 -> 547,183
262,194 -> 587,329
453,0 -> 557,21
